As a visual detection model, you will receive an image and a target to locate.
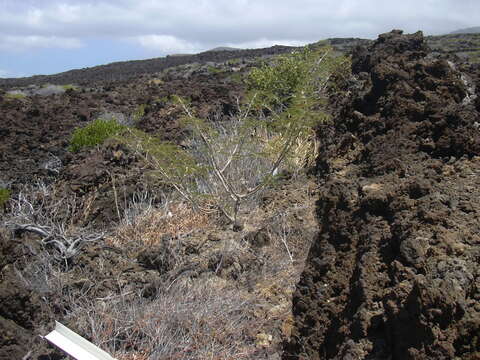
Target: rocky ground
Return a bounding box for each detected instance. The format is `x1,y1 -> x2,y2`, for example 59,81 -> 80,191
285,30 -> 480,359
0,66 -> 243,187
427,33 -> 480,63
0,174 -> 319,359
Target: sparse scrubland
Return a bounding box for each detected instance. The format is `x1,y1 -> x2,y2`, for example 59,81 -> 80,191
1,30 -> 480,360
0,45 -> 348,359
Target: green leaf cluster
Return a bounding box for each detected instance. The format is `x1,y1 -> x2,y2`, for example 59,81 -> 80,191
4,92 -> 27,100
0,188 -> 10,207
119,128 -> 206,186
61,84 -> 78,91
69,118 -> 126,152
207,65 -> 223,74
245,46 -> 351,169
246,46 -> 350,113
246,49 -> 311,110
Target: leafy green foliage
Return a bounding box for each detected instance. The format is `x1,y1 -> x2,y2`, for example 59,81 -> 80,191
229,72 -> 244,84
121,128 -> 205,183
247,50 -> 310,109
69,118 -> 126,152
246,46 -> 350,168
246,46 -> 350,111
0,188 -> 10,207
119,128 -> 209,209
207,65 -> 223,74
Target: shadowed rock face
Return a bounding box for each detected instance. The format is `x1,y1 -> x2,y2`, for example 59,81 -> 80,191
285,30 -> 480,359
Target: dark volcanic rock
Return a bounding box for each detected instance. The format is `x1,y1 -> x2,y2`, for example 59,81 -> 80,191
285,30 -> 480,359
0,71 -> 243,191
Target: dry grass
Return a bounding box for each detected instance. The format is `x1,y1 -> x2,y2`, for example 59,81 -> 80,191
68,279 -> 265,360
106,201 -> 212,248
6,174 -> 317,360
261,129 -> 318,171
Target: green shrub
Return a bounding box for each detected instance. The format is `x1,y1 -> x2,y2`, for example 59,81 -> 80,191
0,188 -> 10,207
207,65 -> 223,74
226,58 -> 241,66
69,118 -> 126,152
229,72 -> 243,84
246,49 -> 314,110
61,84 -> 78,91
246,46 -> 350,110
4,92 -> 27,100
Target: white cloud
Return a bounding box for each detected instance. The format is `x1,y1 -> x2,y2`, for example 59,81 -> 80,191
132,35 -> 203,54
0,0 -> 479,53
227,38 -> 308,50
0,35 -> 83,52
1,0 -> 479,76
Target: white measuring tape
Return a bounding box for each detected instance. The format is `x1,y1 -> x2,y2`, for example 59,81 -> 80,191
44,321 -> 117,360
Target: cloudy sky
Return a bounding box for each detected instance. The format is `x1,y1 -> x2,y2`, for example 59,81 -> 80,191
1,0 -> 479,78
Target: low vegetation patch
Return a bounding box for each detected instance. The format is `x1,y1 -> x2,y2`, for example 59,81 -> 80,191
106,198 -> 212,249
69,279 -> 263,360
61,84 -> 78,91
207,65 -> 223,74
0,188 -> 10,207
131,104 -> 146,124
69,118 -> 126,152
4,91 -> 27,100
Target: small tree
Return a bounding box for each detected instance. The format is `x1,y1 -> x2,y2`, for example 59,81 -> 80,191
124,46 -> 350,227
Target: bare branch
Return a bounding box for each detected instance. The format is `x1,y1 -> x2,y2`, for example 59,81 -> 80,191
4,184 -> 104,260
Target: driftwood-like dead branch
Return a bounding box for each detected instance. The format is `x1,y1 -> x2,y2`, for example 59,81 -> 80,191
4,184 -> 104,260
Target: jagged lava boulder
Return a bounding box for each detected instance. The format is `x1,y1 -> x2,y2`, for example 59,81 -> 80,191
285,30 -> 480,359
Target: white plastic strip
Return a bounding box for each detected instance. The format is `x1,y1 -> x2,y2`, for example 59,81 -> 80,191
44,321 -> 116,360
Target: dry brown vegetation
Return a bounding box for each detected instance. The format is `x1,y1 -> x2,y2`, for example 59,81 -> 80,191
106,199 -> 213,249
4,173 -> 318,359
70,279 -> 264,360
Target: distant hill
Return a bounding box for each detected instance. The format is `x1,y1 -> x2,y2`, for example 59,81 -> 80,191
0,39 -> 368,88
0,45 -> 295,88
450,26 -> 480,34
426,32 -> 480,63
0,37 -> 378,89
207,46 -> 243,52
3,32 -> 479,89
